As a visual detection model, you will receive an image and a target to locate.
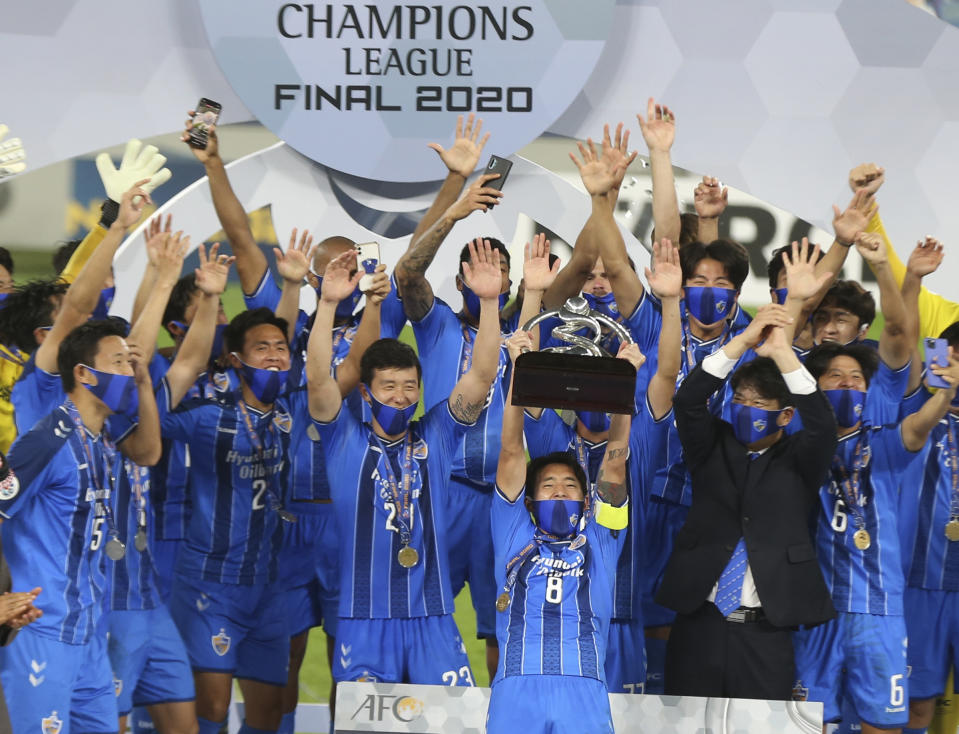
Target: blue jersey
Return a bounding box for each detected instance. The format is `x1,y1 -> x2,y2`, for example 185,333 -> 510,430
862,359 -> 910,426
813,423 -> 918,615
491,488 -> 625,683
146,353 -> 191,541
313,400 -> 471,619
157,376 -> 307,585
108,458 -> 160,612
1,405 -> 122,644
412,298 -> 511,488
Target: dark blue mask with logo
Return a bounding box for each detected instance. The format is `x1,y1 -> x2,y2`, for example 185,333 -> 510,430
233,358 -> 290,405
364,385 -> 417,435
823,388 -> 866,428
684,286 -> 737,325
728,403 -> 783,444
81,364 -> 139,420
582,291 -> 619,320
531,498 -> 583,538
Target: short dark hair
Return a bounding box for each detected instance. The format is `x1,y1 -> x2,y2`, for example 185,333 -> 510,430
163,274 -> 199,336
939,322 -> 959,349
0,247 -> 14,276
359,338 -> 421,385
57,318 -> 128,392
525,451 -> 587,498
0,279 -> 69,352
223,308 -> 289,355
457,237 -> 511,277
730,357 -> 791,408
52,240 -> 83,275
766,244 -> 825,290
680,239 -> 749,290
816,280 -> 875,329
805,342 -> 880,387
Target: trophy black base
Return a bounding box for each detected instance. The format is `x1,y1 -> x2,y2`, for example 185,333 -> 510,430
511,351 -> 637,414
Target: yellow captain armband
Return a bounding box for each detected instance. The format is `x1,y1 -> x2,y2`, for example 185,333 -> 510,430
594,498 -> 628,530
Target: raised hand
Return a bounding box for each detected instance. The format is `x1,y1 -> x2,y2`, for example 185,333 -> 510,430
522,232 -> 559,293
616,341 -> 647,371
427,113 -> 490,177
694,176 -> 728,219
930,348 -> 959,394
848,163 -> 885,195
570,138 -> 618,197
854,231 -> 887,266
364,263 -> 391,304
636,97 -> 676,153
127,339 -> 150,387
505,330 -> 533,363
906,236 -> 944,279
144,214 -> 173,267
117,179 -> 152,230
320,250 -> 361,304
645,238 -> 682,299
195,242 -> 235,296
181,110 -> 220,163
461,238 -> 502,300
275,228 -> 315,284
96,139 -> 172,204
754,324 -> 791,359
739,304 -> 794,350
601,123 -> 638,193
154,230 -> 190,287
446,172 -> 503,221
782,237 -> 833,301
832,189 -> 877,244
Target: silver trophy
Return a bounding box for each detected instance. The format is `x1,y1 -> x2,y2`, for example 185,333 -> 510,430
512,295 -> 637,413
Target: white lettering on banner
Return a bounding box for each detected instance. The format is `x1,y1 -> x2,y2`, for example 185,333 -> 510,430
199,0 -> 615,181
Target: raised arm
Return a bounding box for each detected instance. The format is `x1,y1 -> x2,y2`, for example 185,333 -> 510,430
515,233 -> 560,420
857,231 -> 910,369
273,228 -> 314,342
35,182 -> 150,374
811,189 -> 877,306
307,252 -> 362,422
902,237 -> 944,392
596,412 -> 630,509
335,264 -> 389,396
130,215 -> 173,326
393,172 -> 502,320
637,98 -> 680,245
497,331 -> 533,501
182,119 -> 267,295
644,238 -> 683,419
448,239 -> 502,423
781,238 -> 834,344
902,349 -> 959,451
164,244 -> 234,408
693,176 -> 727,245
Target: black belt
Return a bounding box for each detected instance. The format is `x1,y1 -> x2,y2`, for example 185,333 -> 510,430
724,606 -> 765,624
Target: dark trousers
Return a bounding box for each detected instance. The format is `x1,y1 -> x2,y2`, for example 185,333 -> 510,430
664,602 -> 794,700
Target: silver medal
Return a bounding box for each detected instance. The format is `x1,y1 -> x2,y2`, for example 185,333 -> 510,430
134,529 -> 148,552
105,536 -> 126,561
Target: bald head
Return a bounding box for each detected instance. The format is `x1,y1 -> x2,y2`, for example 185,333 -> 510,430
311,236 -> 356,276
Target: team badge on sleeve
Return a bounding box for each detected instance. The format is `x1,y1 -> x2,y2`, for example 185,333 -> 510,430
211,628 -> 231,656
41,712 -> 63,734
113,676 -> 123,697
0,471 -> 19,500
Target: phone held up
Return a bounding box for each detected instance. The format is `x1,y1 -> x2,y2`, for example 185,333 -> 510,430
925,337 -> 951,390
188,98 -> 222,149
356,242 -> 380,292
483,155 -> 512,208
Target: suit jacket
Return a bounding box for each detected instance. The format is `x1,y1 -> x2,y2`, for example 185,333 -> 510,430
655,363 -> 838,628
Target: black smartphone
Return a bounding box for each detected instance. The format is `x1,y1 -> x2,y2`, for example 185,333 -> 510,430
925,337 -> 951,389
189,98 -> 222,149
484,154 -> 512,207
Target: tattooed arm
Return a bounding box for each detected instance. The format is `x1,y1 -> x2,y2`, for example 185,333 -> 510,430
595,412 -> 630,508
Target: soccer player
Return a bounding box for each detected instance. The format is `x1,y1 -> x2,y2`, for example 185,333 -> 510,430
488,328 -> 629,734
0,316 -> 161,732
308,240 -> 503,686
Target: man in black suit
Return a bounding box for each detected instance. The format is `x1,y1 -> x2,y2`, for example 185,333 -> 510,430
657,305 -> 838,700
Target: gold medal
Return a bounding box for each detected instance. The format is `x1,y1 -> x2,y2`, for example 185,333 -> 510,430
853,528 -> 871,550
496,593 -> 510,613
946,519 -> 959,542
397,545 -> 419,568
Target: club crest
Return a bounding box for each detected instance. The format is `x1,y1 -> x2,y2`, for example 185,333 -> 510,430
41,712 -> 62,734
113,676 -> 122,697
0,472 -> 19,500
752,419 -> 766,432
211,628 -> 231,656
273,411 -> 292,433
213,370 -> 231,393
412,438 -> 428,460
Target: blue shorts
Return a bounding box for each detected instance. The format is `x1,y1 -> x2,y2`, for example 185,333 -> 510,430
641,499 -> 685,628
605,617 -> 646,694
150,538 -> 182,603
905,586 -> 959,699
1,626 -> 118,733
487,675 -> 613,734
278,508 -> 339,638
793,612 -> 908,727
169,574 -> 289,686
108,606 -> 194,715
446,477 -> 497,639
333,615 -> 474,685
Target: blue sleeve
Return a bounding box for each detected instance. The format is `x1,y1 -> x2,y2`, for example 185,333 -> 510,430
899,383 -> 931,421
420,400 -> 473,474
523,410 -> 572,458
491,486 -> 535,572
156,378 -> 203,443
244,269 -> 283,310
379,276 -> 408,339
410,299 -> 461,410
148,352 -> 171,387
863,360 -> 911,426
1,408 -> 73,519
629,398 -> 673,504
622,291 -> 662,357
310,399 -> 362,461
878,423 -> 921,479
12,357 -> 65,434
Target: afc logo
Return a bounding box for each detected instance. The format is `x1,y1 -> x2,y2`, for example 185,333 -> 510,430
351,694 -> 425,723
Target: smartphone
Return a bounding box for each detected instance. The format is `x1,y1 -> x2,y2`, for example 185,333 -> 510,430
484,155 -> 512,207
356,242 -> 379,291
188,98 -> 222,149
925,337 -> 951,389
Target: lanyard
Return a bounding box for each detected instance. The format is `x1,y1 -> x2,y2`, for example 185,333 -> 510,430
235,397 -> 293,522
681,309 -> 731,373
497,529 -> 588,610
330,321 -> 359,367
946,417 -> 959,521
371,432 -> 415,546
833,430 -> 870,532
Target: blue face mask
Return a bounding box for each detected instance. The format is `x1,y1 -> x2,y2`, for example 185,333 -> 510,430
461,282 -> 509,319
772,287 -> 788,305
684,286 -> 737,325
823,388 -> 866,428
91,286 -> 115,321
314,276 -> 362,320
728,402 -> 783,445
364,384 -> 417,435
530,499 -> 583,538
576,410 -> 611,433
233,357 -> 290,405
582,291 -> 619,320
0,293 -> 9,308
172,321 -> 227,363
81,365 -> 138,420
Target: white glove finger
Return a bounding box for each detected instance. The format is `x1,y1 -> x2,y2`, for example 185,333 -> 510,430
119,139 -> 141,171
0,149 -> 25,165
144,168 -> 172,192
95,152 -> 118,193
0,163 -> 26,178
134,144 -> 159,171
141,153 -> 167,178
0,125 -> 7,141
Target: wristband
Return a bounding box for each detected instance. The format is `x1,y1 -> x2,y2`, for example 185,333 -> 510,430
99,199 -> 119,229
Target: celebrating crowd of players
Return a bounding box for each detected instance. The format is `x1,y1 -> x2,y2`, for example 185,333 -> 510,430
0,99 -> 955,734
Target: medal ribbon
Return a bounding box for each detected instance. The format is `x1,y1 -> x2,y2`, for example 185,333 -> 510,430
498,527 -> 588,605
371,432 -> 416,547
235,397 -> 288,518
65,400 -> 120,543
946,416 -> 959,522
833,430 -> 870,535
125,458 -> 147,540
